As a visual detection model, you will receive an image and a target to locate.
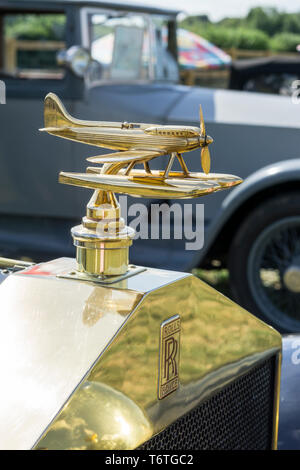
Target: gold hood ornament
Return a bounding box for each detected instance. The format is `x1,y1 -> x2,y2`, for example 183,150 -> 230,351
40,93 -> 242,278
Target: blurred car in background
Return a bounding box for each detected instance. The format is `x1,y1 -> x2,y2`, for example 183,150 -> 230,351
229,56 -> 300,95
1,0 -> 300,333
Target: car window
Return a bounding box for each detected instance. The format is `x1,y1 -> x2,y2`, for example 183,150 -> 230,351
88,11 -> 178,83
0,12 -> 66,79
89,13 -> 151,81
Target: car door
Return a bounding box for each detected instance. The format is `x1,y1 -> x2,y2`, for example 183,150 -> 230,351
0,2 -> 84,221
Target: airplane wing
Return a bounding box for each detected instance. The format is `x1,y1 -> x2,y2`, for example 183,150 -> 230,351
86,150 -> 166,164
58,171 -> 242,199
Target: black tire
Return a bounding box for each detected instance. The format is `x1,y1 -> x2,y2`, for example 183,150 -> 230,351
228,191 -> 300,333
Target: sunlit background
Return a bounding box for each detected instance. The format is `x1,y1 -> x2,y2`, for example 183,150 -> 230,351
115,0 -> 300,20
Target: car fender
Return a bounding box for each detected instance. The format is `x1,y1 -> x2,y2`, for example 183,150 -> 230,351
194,159 -> 300,266
278,335 -> 300,450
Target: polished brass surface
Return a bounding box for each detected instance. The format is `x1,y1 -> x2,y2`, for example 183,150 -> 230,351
0,257 -> 282,449
0,259 -> 274,449
40,93 -> 241,190
70,190 -> 134,277
200,105 -> 211,174
68,185 -> 134,276
40,93 -> 214,174
0,258 -> 186,449
40,92 -> 241,193
59,171 -> 242,200
40,93 -> 242,276
37,382 -> 153,450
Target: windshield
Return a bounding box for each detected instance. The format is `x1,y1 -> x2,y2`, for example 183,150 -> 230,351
86,10 -> 179,83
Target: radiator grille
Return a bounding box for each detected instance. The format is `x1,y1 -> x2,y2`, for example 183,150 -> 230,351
138,356 -> 276,450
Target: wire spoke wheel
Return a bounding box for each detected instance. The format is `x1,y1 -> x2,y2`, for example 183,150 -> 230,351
248,217 -> 300,331
229,192 -> 300,333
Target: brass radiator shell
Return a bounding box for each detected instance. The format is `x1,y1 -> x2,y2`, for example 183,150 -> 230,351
0,258 -> 281,450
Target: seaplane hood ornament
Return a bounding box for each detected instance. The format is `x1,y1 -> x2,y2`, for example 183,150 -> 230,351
40,93 -> 243,277
40,93 -> 214,177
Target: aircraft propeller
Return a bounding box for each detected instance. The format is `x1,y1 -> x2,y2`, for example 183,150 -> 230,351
199,105 -> 212,174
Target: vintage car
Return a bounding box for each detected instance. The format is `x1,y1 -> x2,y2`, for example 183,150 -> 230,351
1,0 -> 300,335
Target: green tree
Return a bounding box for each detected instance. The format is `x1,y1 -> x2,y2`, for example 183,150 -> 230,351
180,7 -> 300,52
5,14 -> 65,40
281,14 -> 300,35
246,7 -> 281,36
271,32 -> 300,52
195,26 -> 270,51
218,17 -> 244,29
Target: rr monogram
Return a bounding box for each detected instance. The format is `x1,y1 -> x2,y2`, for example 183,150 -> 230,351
158,315 -> 181,399
164,337 -> 178,381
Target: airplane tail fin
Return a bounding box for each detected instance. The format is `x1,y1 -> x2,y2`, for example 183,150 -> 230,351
43,93 -> 75,129
41,93 -> 120,134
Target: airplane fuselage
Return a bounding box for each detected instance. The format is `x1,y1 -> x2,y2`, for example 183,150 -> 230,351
42,93 -> 213,173
48,126 -> 204,155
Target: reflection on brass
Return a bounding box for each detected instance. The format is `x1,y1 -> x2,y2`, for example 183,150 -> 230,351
40,93 -> 242,277
158,316 -> 181,400
36,382 -> 153,450
0,261 -> 146,450
82,287 -> 143,327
